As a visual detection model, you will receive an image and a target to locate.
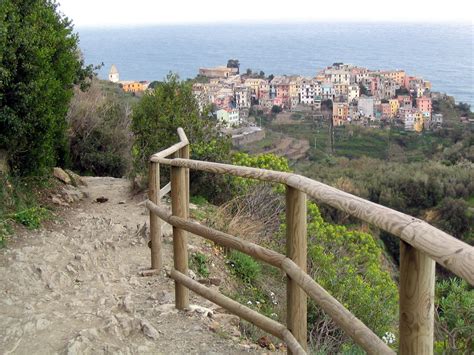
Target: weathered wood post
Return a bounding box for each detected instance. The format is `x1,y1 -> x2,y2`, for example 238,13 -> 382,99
171,153 -> 189,310
181,144 -> 190,213
148,160 -> 162,272
399,241 -> 435,354
286,186 -> 307,353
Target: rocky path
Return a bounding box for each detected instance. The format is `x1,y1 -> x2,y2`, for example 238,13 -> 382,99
0,177 -> 254,354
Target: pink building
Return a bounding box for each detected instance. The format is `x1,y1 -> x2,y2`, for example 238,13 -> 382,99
416,97 -> 432,115
397,95 -> 412,109
381,103 -> 392,119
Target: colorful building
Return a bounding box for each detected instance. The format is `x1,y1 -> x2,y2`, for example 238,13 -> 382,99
333,102 -> 349,126
416,97 -> 432,117
120,81 -> 146,93
216,109 -> 240,127
389,99 -> 399,117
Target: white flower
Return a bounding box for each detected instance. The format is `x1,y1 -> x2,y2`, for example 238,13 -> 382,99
382,332 -> 396,344
247,300 -> 252,305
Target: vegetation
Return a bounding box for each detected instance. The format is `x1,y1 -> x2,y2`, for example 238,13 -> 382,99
435,278 -> 473,353
189,252 -> 210,278
131,73 -> 232,201
301,202 -> 398,351
227,250 -> 261,284
0,0 -> 95,176
68,80 -> 133,177
0,175 -> 55,246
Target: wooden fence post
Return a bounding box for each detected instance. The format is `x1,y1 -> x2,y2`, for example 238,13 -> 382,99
399,241 -> 435,355
148,161 -> 162,272
286,186 -> 307,353
171,160 -> 189,310
181,144 -> 190,212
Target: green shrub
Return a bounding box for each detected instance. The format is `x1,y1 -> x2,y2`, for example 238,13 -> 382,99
68,82 -> 132,177
131,73 -> 231,201
190,195 -> 208,206
189,252 -> 210,278
435,278 -> 473,353
0,0 -> 94,176
227,250 -> 261,284
11,207 -> 50,229
280,202 -> 398,352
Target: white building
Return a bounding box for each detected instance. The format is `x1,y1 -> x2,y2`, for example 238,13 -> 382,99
108,64 -> 119,83
234,86 -> 251,109
358,96 -> 375,118
299,79 -> 321,105
405,112 -> 416,131
348,84 -> 360,103
216,109 -> 240,127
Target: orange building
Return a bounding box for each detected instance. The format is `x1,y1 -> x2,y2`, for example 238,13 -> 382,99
120,81 -> 146,93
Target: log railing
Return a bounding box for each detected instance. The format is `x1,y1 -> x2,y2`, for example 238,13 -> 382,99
145,128 -> 474,354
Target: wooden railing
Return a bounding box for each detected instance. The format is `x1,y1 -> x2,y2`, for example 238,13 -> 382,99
144,128 -> 474,355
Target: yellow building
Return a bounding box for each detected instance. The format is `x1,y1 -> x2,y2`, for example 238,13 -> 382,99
389,99 -> 399,118
382,70 -> 406,86
120,81 -> 145,93
414,111 -> 424,132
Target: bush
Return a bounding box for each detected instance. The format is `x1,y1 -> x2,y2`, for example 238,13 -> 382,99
131,73 -> 231,201
227,250 -> 261,284
280,202 -> 398,352
0,0 -> 94,176
68,81 -> 132,177
189,252 -> 210,278
435,278 -> 473,352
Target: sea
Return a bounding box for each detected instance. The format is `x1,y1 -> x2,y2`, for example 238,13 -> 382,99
77,22 -> 474,107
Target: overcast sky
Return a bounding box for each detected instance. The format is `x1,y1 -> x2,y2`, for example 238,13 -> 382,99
58,0 -> 474,27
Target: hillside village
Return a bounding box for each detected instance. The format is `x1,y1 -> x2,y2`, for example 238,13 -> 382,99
109,62 -> 450,133
191,63 -> 443,132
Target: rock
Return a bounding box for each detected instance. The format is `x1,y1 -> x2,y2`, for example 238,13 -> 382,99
188,269 -> 197,280
52,195 -> 69,207
118,200 -> 126,204
96,196 -> 108,203
268,343 -> 276,351
208,321 -> 220,332
66,334 -> 92,355
213,313 -> 240,327
53,167 -> 72,184
62,186 -> 85,203
258,336 -> 272,349
65,169 -> 88,187
66,264 -> 78,274
140,319 -> 160,340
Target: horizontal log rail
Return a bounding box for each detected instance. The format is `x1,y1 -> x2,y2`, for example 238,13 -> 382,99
146,200 -> 393,354
145,128 -> 474,354
154,156 -> 474,285
170,269 -> 306,355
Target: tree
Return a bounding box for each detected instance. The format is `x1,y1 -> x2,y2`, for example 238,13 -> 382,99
131,73 -> 232,201
245,68 -> 252,76
359,83 -> 369,96
0,0 -> 94,175
226,58 -> 240,73
271,105 -> 282,114
268,74 -> 274,81
258,70 -> 265,78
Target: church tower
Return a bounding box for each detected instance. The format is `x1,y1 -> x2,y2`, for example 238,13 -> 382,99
108,64 -> 119,83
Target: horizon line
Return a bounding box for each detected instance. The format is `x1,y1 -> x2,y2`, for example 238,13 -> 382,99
74,19 -> 473,30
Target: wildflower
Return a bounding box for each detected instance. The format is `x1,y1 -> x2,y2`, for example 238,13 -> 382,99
382,332 -> 396,344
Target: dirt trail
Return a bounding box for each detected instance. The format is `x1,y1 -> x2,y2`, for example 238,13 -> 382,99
0,177 -> 255,354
